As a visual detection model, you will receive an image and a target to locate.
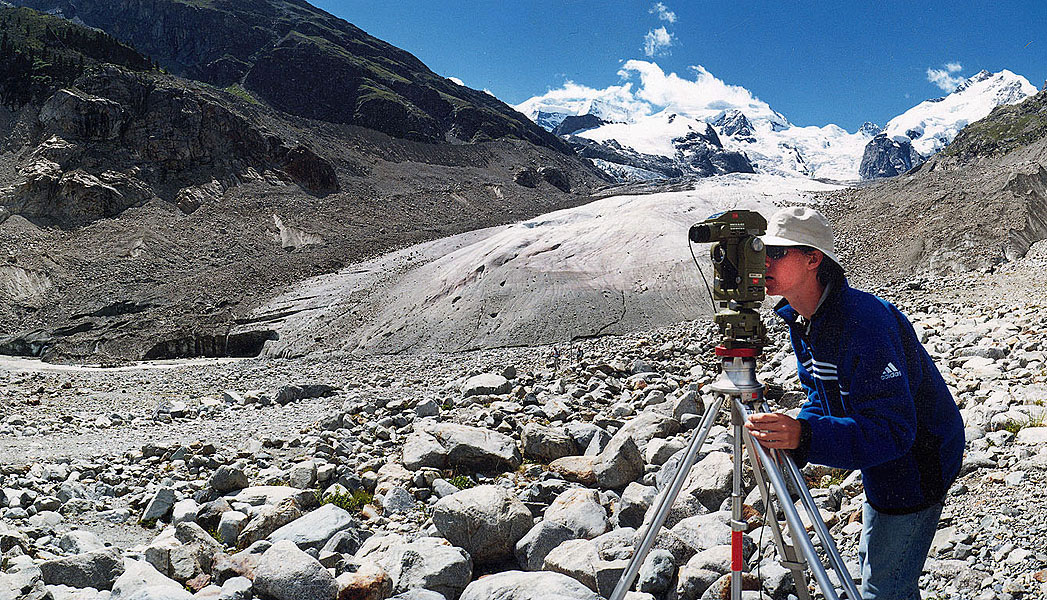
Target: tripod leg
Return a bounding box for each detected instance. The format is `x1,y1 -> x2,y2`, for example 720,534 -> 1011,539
608,395 -> 725,600
734,399 -> 846,600
778,447 -> 862,600
743,433 -> 812,600
731,401 -> 743,600
751,401 -> 862,600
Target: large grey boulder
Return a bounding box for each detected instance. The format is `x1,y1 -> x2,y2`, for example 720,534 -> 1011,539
543,529 -> 635,595
57,530 -> 106,554
459,570 -> 601,600
141,487 -> 177,524
618,482 -> 658,529
218,510 -> 248,547
521,423 -> 578,462
544,488 -> 609,539
679,451 -> 737,512
637,548 -> 675,595
209,465 -> 249,493
544,539 -> 599,589
109,558 -> 193,600
429,423 -> 521,473
40,547 -> 124,590
403,430 -> 449,470
565,423 -> 611,456
144,522 -> 224,584
515,520 -> 575,571
461,373 -> 512,397
671,512 -> 756,560
267,503 -> 358,550
286,461 -> 317,489
432,485 -> 532,564
592,434 -> 644,489
550,433 -> 644,490
614,411 -> 680,453
237,497 -> 303,548
253,540 -> 338,600
357,536 -> 472,599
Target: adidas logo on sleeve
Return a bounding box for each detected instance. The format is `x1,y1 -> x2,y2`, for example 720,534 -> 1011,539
881,362 -> 902,380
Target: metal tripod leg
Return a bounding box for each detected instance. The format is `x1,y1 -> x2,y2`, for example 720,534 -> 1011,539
741,417 -> 812,600
608,393 -> 725,600
736,399 -> 862,600
610,355 -> 860,600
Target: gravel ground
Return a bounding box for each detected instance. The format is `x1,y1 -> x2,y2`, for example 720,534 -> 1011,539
0,240 -> 1045,599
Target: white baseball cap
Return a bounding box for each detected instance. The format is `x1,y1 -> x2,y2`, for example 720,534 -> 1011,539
761,207 -> 841,266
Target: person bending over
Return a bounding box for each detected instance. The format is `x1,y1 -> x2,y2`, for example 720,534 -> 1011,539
744,207 -> 964,600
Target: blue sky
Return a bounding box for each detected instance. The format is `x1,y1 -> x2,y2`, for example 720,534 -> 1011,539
310,0 -> 1045,131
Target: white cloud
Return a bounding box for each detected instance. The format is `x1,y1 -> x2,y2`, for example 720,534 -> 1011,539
515,61 -> 783,127
927,62 -> 965,91
619,61 -> 779,122
650,2 -> 676,23
643,26 -> 675,57
513,80 -> 652,123
448,76 -> 465,86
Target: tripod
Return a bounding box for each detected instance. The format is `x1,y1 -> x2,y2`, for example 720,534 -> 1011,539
610,349 -> 862,600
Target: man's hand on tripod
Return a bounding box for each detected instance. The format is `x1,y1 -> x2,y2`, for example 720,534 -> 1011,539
745,413 -> 801,449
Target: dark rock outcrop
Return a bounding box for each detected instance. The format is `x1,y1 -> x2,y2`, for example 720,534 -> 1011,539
567,123 -> 753,182
7,66 -> 339,226
672,125 -> 755,176
712,110 -> 756,141
514,168 -> 540,188
858,122 -> 882,137
858,134 -> 924,179
567,136 -> 685,179
538,167 -> 570,192
553,114 -> 606,136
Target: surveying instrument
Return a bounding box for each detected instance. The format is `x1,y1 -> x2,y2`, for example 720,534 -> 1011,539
610,210 -> 860,600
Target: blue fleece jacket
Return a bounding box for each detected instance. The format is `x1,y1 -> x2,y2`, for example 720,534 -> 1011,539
775,282 -> 965,514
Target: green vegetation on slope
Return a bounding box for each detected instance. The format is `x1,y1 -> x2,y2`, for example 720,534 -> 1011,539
941,89 -> 1047,159
0,6 -> 155,107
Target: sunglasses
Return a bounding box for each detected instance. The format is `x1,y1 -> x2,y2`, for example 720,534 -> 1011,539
766,246 -> 793,260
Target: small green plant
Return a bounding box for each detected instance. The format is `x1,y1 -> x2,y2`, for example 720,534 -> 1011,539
817,468 -> 849,488
223,83 -> 260,105
1003,412 -> 1047,434
1002,419 -> 1024,435
316,489 -> 373,512
206,525 -> 225,547
448,474 -> 476,490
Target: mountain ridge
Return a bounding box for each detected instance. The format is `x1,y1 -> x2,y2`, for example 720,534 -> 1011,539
518,65 -> 1036,183
8,0 -> 571,151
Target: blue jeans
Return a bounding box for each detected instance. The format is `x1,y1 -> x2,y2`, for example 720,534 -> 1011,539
858,501 -> 942,600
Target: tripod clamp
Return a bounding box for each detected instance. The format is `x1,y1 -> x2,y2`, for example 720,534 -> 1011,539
609,346 -> 861,600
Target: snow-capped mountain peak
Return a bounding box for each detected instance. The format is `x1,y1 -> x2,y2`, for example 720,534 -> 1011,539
517,65 -> 1037,183
881,69 -> 1036,159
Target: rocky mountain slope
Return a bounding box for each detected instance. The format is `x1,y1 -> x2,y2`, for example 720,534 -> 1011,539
7,0 -> 568,150
0,7 -> 606,363
822,88 -> 1047,278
